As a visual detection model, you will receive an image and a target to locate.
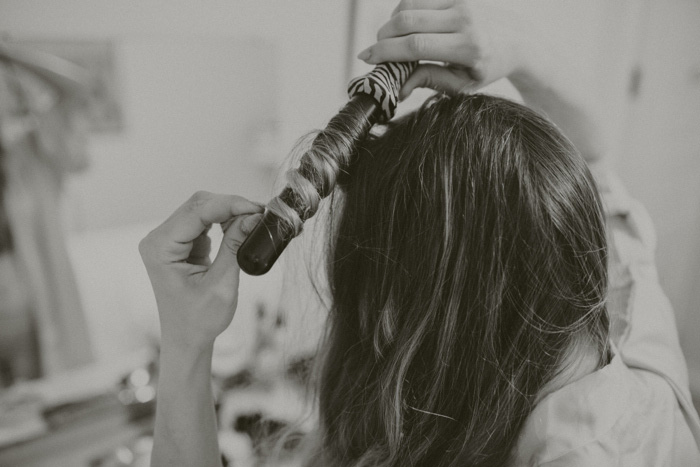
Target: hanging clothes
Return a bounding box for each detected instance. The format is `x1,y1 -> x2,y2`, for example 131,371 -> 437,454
0,58 -> 93,379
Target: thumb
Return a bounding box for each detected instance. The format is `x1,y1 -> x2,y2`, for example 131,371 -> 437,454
400,64 -> 477,101
209,213 -> 263,281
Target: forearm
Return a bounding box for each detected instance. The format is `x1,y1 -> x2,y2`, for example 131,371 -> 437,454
138,191 -> 262,465
508,31 -> 611,162
151,340 -> 222,467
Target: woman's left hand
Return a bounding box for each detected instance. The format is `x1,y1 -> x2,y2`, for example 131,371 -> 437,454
357,0 -> 523,100
139,191 -> 263,351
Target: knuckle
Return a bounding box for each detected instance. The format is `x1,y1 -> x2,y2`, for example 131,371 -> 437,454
454,10 -> 470,28
468,61 -> 486,82
407,34 -> 428,56
452,1 -> 472,27
396,11 -> 415,31
471,63 -> 486,82
138,237 -> 147,257
189,190 -> 211,206
222,234 -> 241,255
226,194 -> 245,211
138,235 -> 153,260
468,43 -> 488,78
228,194 -> 244,204
399,0 -> 414,11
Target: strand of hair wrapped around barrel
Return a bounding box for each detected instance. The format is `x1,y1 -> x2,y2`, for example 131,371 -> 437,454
264,61 -> 417,240
266,97 -> 375,238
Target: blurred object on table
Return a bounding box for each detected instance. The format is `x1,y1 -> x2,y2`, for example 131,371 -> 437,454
0,348 -> 155,466
117,360 -> 157,422
89,435 -> 153,467
0,390 -> 47,447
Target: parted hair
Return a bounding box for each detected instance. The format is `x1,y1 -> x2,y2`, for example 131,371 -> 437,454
291,93 -> 609,467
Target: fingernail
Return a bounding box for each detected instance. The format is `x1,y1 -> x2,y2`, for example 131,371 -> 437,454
241,215 -> 261,235
357,48 -> 371,61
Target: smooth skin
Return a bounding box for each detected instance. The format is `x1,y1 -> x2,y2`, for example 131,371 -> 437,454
140,191 -> 262,467
146,2 -> 607,466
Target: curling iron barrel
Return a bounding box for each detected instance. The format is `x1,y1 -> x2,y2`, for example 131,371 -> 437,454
237,61 -> 417,276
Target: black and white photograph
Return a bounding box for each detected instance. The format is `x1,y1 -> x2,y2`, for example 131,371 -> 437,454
0,1 -> 699,466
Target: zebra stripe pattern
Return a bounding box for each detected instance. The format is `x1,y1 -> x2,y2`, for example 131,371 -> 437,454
347,61 -> 418,123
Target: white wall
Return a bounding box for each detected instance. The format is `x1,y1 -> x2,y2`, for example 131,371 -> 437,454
1,0 -> 349,232
615,0 -> 700,398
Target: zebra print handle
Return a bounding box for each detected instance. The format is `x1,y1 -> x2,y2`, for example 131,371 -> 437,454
347,61 -> 418,123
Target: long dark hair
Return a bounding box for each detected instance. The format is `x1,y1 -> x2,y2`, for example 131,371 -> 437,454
303,93 -> 609,467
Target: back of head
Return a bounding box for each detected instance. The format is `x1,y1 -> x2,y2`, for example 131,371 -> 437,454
311,93 -> 609,467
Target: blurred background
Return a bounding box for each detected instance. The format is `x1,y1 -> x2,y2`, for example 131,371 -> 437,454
0,1 -> 698,465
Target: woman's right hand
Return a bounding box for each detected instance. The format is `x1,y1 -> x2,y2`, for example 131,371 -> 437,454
357,0 -> 525,100
139,191 -> 263,352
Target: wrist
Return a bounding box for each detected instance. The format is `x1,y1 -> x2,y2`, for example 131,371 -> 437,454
160,333 -> 215,359
158,338 -> 214,388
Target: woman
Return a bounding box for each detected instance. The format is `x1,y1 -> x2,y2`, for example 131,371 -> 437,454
142,1 -> 700,465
